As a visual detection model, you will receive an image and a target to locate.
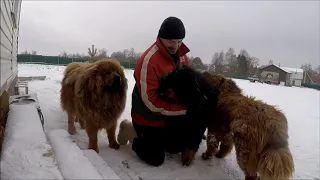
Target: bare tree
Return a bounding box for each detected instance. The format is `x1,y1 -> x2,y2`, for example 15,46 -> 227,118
68,52 -> 83,58
59,51 -> 68,57
190,57 -> 205,70
126,48 -> 139,62
315,65 -> 320,74
21,50 -> 30,55
268,59 -> 274,65
111,51 -> 126,62
247,56 -> 260,75
211,51 -> 225,73
97,48 -> 108,59
225,48 -> 237,74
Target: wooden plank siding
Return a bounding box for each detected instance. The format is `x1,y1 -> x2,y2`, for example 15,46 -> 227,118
0,0 -> 22,96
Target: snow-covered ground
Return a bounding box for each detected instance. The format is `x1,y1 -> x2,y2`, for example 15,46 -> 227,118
16,63 -> 320,179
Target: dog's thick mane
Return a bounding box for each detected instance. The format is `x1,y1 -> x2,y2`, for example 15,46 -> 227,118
159,66 -> 219,150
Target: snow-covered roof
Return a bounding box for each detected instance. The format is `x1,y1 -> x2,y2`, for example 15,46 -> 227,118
279,67 -> 303,74
273,64 -> 304,74
272,64 -> 304,80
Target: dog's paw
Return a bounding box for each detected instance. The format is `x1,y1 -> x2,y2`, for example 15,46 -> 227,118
118,138 -> 129,146
181,148 -> 197,166
245,175 -> 260,180
89,146 -> 99,153
79,122 -> 85,129
201,152 -> 213,160
215,152 -> 228,159
109,142 -> 120,150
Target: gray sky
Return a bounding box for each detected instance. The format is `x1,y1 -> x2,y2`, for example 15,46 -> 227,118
18,1 -> 319,68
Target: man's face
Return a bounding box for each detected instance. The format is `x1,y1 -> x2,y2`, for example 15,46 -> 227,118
160,38 -> 183,54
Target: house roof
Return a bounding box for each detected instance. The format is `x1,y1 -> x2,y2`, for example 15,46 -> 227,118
260,64 -> 304,74
274,64 -> 304,74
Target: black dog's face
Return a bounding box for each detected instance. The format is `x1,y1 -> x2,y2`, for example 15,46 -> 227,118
159,66 -> 198,104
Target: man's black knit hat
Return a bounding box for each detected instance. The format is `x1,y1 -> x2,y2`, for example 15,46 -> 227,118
158,16 -> 186,40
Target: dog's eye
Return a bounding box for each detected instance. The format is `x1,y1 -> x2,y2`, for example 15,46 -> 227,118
105,71 -> 111,75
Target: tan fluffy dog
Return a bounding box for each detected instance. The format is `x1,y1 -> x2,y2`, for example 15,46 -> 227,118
60,59 -> 128,152
201,72 -> 294,180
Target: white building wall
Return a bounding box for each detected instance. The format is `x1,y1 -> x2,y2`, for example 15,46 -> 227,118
0,0 -> 22,95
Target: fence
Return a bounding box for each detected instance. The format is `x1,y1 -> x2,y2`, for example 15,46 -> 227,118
17,54 -> 137,69
17,54 -> 319,90
208,71 -> 250,80
301,83 -> 320,90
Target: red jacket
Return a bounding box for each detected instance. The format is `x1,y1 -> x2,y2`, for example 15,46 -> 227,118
131,37 -> 190,127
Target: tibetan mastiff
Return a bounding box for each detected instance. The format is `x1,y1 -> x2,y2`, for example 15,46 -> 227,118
60,59 -> 128,153
201,72 -> 295,180
158,65 -> 219,166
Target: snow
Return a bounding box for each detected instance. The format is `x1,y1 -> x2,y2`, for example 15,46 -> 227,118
83,150 -> 122,180
13,63 -> 320,179
0,103 -> 63,180
47,129 -> 105,180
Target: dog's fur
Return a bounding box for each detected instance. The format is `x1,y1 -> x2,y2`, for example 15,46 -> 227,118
201,72 -> 294,180
158,65 -> 219,166
60,59 -> 128,152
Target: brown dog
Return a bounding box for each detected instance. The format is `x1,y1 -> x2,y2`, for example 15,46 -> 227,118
201,73 -> 294,180
60,59 -> 128,153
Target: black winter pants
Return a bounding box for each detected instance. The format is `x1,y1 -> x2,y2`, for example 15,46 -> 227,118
131,117 -> 186,166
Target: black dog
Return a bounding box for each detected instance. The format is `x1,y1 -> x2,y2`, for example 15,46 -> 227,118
159,65 -> 219,166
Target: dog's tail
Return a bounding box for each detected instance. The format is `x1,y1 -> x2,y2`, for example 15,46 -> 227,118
258,146 -> 294,180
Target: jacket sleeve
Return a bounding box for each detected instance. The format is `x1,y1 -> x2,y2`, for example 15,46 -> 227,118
137,63 -> 187,116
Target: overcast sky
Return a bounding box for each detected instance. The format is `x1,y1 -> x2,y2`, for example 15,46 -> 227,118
18,1 -> 319,68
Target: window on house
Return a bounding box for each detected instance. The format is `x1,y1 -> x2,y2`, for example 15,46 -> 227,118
11,0 -> 21,29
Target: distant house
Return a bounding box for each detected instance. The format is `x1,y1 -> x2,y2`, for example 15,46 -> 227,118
258,64 -> 304,87
279,66 -> 304,87
0,0 -> 22,96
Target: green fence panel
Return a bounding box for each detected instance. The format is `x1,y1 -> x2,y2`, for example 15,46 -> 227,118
225,74 -> 249,80
45,56 -> 59,64
18,54 -> 32,63
17,54 -> 137,68
302,83 -> 320,90
132,62 -> 137,69
59,57 -> 73,65
121,62 -> 128,68
73,58 -> 89,62
120,62 -> 136,69
31,55 -> 45,63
